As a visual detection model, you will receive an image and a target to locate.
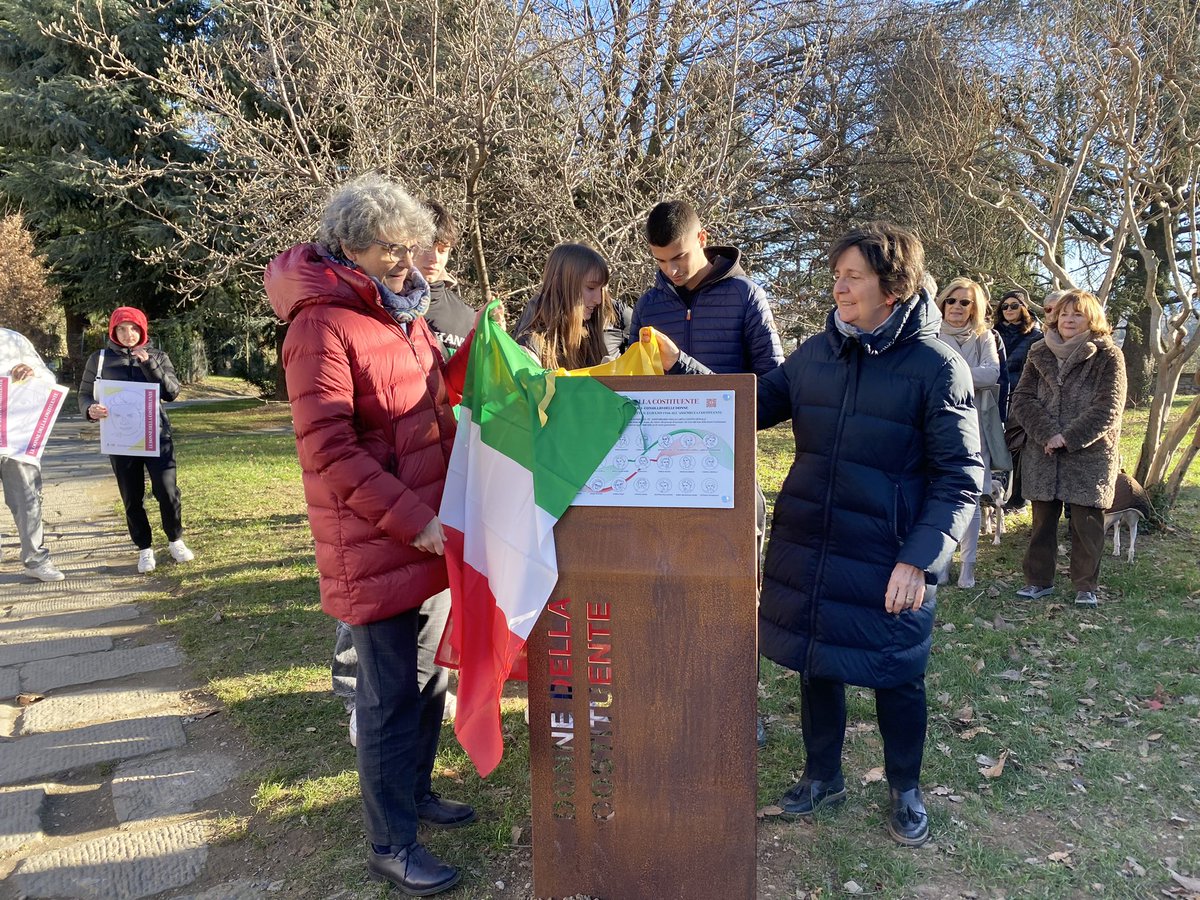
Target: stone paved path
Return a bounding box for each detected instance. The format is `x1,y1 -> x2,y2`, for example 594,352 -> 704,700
0,418 -> 274,900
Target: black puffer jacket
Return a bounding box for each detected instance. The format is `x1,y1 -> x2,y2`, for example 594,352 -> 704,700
78,341 -> 181,437
757,292 -> 983,688
996,321 -> 1042,384
631,247 -> 783,375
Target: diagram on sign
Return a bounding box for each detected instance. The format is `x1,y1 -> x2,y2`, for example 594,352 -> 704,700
573,390 -> 735,509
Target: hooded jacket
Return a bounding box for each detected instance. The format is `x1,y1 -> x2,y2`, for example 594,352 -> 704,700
78,307 -> 181,437
630,246 -> 783,376
1010,333 -> 1126,509
756,292 -> 983,688
264,243 -> 468,625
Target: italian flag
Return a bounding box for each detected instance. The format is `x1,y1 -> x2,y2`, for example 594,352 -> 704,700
438,305 -> 636,777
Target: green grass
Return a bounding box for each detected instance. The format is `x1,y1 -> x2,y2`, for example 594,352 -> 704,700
141,396 -> 1200,898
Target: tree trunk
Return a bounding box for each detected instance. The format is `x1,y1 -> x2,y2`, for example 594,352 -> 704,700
1122,304 -> 1155,406
1165,422 -> 1200,509
274,323 -> 289,400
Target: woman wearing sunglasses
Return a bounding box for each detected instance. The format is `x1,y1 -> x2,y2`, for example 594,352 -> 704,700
936,278 -> 1009,587
992,289 -> 1042,509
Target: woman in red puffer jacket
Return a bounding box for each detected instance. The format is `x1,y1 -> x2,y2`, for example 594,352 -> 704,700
264,174 -> 475,897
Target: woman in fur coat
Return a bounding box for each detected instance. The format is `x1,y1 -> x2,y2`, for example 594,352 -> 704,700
1009,289 -> 1126,607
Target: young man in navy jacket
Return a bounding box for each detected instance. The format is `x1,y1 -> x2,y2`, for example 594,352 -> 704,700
631,200 -> 783,376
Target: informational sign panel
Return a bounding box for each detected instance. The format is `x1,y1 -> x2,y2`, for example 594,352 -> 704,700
528,375 -> 758,900
574,389 -> 736,508
0,376 -> 68,467
96,379 -> 160,457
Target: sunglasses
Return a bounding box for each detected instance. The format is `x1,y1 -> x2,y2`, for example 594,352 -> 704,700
1001,302 -> 1022,311
943,298 -> 973,308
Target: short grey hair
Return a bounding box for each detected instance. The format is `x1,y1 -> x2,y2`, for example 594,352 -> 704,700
317,174 -> 435,256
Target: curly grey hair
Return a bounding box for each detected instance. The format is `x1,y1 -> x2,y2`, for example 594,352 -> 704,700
317,174 -> 435,256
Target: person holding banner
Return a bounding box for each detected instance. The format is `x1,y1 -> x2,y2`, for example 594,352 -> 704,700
0,328 -> 65,582
264,173 -> 476,898
514,243 -> 631,368
756,222 -> 982,847
79,307 -> 194,574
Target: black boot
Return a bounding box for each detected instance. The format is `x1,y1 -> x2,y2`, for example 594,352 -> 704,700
886,787 -> 930,847
367,842 -> 460,896
415,791 -> 477,828
777,774 -> 846,819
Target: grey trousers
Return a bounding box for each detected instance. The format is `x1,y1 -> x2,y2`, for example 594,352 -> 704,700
1,456 -> 50,568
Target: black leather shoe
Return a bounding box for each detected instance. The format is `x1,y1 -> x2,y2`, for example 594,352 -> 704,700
778,774 -> 846,819
886,787 -> 930,847
367,842 -> 460,896
415,791 -> 477,829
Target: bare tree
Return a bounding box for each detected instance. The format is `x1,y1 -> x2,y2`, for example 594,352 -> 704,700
893,0 -> 1200,504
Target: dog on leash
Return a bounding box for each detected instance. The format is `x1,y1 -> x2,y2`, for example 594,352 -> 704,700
980,473 -> 1011,545
1104,471 -> 1153,562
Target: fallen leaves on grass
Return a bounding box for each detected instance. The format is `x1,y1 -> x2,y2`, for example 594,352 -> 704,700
757,804 -> 785,818
978,749 -> 1009,778
1169,869 -> 1200,892
1122,857 -> 1146,877
1047,850 -> 1074,867
861,766 -> 885,784
959,726 -> 993,740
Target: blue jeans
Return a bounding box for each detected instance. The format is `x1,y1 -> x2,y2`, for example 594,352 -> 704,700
349,591 -> 450,847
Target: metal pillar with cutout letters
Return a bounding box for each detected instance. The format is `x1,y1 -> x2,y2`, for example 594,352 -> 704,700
527,375 -> 758,899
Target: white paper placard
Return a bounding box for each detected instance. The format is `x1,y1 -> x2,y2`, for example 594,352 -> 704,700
0,376 -> 68,468
96,379 -> 161,457
573,389 -> 736,508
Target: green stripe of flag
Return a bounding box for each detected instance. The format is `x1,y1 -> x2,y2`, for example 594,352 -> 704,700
463,306 -> 636,518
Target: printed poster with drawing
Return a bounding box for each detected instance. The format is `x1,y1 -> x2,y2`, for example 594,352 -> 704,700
0,375 -> 68,467
573,389 -> 736,509
96,379 -> 161,457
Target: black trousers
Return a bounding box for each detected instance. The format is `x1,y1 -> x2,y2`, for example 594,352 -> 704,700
110,435 -> 183,550
800,674 -> 927,792
350,591 -> 450,848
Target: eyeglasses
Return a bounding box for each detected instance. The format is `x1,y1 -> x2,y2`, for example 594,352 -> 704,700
371,239 -> 421,257
943,298 -> 973,308
1001,302 -> 1022,311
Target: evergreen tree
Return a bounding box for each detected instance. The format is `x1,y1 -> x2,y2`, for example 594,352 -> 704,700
0,0 -> 204,340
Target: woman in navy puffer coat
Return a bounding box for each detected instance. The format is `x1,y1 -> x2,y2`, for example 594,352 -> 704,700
758,222 -> 982,847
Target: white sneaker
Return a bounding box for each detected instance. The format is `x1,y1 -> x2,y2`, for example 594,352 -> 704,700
348,707 -> 358,747
168,539 -> 195,563
29,560 -> 65,582
138,548 -> 156,573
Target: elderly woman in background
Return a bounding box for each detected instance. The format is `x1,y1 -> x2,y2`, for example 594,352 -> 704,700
264,174 -> 475,897
992,289 -> 1042,509
1041,288 -> 1066,325
935,278 -> 1009,587
1010,289 -> 1126,607
758,222 -> 981,847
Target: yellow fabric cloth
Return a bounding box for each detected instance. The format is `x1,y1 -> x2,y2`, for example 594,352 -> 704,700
561,327 -> 666,377
536,328 -> 666,425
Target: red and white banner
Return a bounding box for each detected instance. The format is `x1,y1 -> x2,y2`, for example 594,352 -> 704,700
0,376 -> 68,468
96,379 -> 161,457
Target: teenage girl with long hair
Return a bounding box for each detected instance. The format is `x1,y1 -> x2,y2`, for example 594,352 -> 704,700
516,243 -> 628,369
